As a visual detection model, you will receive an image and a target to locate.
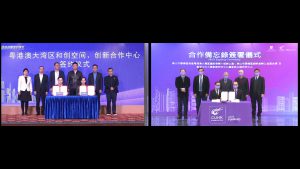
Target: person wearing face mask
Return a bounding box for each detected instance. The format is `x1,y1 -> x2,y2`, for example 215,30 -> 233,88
232,81 -> 245,101
193,68 -> 210,116
209,82 -> 221,100
250,68 -> 265,120
234,69 -> 249,100
175,69 -> 190,120
219,72 -> 233,92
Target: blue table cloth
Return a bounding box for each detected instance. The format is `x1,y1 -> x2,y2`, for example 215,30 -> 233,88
45,96 -> 99,119
199,101 -> 252,126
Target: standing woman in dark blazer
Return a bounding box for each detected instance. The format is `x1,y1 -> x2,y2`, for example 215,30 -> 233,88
18,68 -> 33,115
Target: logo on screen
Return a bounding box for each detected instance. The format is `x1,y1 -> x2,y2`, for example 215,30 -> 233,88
209,106 -> 226,124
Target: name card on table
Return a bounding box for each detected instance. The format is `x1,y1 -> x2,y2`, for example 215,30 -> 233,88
79,86 -> 95,96
211,99 -> 221,103
52,86 -> 68,96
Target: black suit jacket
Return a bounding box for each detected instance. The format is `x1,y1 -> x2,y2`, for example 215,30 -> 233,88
104,75 -> 119,93
88,72 -> 103,93
234,77 -> 249,95
209,89 -> 221,100
49,70 -> 65,88
175,76 -> 190,97
233,89 -> 246,101
67,70 -> 83,89
250,76 -> 265,97
193,75 -> 210,95
219,78 -> 233,91
34,74 -> 49,93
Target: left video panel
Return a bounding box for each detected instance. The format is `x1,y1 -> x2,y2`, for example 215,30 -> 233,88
1,43 -> 147,126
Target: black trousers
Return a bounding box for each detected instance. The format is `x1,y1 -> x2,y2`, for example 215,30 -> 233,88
21,101 -> 29,115
106,92 -> 117,114
178,94 -> 188,118
36,92 -> 46,115
95,91 -> 101,113
251,93 -> 262,117
196,91 -> 207,114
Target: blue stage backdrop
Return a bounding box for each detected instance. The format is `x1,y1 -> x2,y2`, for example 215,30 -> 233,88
1,43 -> 144,105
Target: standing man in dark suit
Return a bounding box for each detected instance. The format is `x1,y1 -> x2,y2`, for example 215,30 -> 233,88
233,81 -> 245,101
67,62 -> 83,95
175,69 -> 190,120
88,64 -> 103,112
104,68 -> 119,116
34,66 -> 49,115
234,69 -> 249,100
49,62 -> 65,93
219,72 -> 233,92
193,68 -> 210,116
250,68 -> 265,120
209,82 -> 221,100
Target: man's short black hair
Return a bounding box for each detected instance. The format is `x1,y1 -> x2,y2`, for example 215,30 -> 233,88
198,67 -> 204,71
39,66 -> 44,69
108,67 -> 113,71
54,62 -> 60,66
57,77 -> 63,80
23,68 -> 29,72
215,81 -> 220,85
72,62 -> 78,66
180,68 -> 186,72
254,68 -> 260,72
92,64 -> 98,68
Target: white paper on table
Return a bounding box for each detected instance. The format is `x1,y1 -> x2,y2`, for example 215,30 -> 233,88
211,99 -> 221,103
87,86 -> 95,96
228,91 -> 236,101
52,86 -> 68,96
221,91 -> 228,101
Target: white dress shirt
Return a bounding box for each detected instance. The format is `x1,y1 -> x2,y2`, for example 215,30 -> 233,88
39,73 -> 43,84
55,71 -> 59,85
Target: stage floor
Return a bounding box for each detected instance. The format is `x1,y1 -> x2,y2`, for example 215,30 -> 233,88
151,111 -> 298,126
1,113 -> 145,126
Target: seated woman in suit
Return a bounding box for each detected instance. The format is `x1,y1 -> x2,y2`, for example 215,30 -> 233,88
18,68 -> 33,115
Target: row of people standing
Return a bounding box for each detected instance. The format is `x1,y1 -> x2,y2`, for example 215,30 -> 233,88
175,68 -> 265,120
17,62 -> 119,116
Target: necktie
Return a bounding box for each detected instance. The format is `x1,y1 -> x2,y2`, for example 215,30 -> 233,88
199,76 -> 202,91
25,77 -> 27,84
94,74 -> 96,86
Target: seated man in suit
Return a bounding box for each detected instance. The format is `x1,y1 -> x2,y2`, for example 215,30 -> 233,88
219,72 -> 233,92
209,81 -> 221,100
233,81 -> 246,101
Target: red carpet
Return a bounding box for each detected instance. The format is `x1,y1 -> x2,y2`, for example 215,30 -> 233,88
1,114 -> 145,126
